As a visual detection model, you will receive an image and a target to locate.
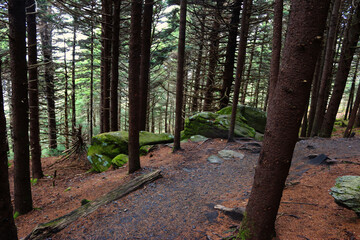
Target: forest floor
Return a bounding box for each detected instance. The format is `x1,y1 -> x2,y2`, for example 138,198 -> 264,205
8,126 -> 360,240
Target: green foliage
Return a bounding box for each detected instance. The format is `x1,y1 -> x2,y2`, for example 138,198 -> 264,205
81,199 -> 91,206
30,178 -> 38,186
13,211 -> 20,220
42,145 -> 66,157
64,187 -> 71,192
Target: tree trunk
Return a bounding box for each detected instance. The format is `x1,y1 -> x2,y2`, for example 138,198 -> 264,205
101,0 -> 112,133
111,0 -> 121,131
266,0 -> 283,109
0,58 -> 18,240
63,39 -> 69,149
344,57 -> 360,120
310,0 -> 342,137
228,0 -> 253,142
241,1 -> 330,238
254,25 -> 266,108
40,3 -> 57,149
320,4 -> 360,137
173,0 -> 187,151
165,81 -> 170,132
90,0 -> 95,138
128,0 -> 142,173
9,0 -> 33,214
203,0 -> 224,111
219,0 -> 242,109
71,17 -> 77,135
344,70 -> 360,137
27,0 -> 43,179
139,0 -> 154,131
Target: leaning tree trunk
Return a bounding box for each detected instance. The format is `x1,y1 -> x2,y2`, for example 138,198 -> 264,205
110,0 -> 121,131
344,67 -> 360,138
219,0 -> 242,109
27,0 -> 43,179
9,0 -> 33,214
320,4 -> 360,138
344,57 -> 359,120
310,0 -> 342,137
241,1 -> 330,239
0,58 -> 18,240
265,0 -> 283,110
203,0 -> 224,111
128,0 -> 142,173
139,0 -> 154,131
173,0 -> 187,151
228,0 -> 253,142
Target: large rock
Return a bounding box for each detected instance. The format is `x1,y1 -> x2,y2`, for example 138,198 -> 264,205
330,175 -> 360,216
87,131 -> 174,172
181,105 -> 266,140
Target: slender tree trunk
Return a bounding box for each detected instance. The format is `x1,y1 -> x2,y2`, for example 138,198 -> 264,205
228,0 -> 253,142
101,0 -> 112,133
71,17 -> 77,135
111,0 -> 121,131
203,0 -> 224,111
139,0 -> 154,131
266,0 -> 283,110
63,39 -> 69,149
240,26 -> 257,104
165,81 -> 170,132
320,4 -> 360,137
40,3 -> 57,149
9,0 -> 33,214
26,0 -> 43,179
311,0 -> 342,136
355,104 -> 360,127
344,57 -> 359,120
173,0 -> 187,151
0,58 -> 18,240
254,25 -> 266,108
242,1 -> 330,238
219,0 -> 242,109
128,0 -> 142,173
344,72 -> 360,137
90,0 -> 95,138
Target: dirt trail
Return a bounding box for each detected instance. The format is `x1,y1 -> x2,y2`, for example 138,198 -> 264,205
41,137 -> 360,240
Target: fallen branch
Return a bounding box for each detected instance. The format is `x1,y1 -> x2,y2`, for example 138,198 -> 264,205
25,170 -> 162,240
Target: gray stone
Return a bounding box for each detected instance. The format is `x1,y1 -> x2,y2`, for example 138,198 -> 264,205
330,175 -> 360,216
207,155 -> 223,164
218,150 -> 244,160
189,135 -> 209,142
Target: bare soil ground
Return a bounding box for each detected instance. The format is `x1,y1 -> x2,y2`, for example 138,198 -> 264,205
9,128 -> 360,239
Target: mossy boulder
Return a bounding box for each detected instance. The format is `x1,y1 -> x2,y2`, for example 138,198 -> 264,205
330,176 -> 360,216
87,131 -> 174,172
182,105 -> 266,140
111,154 -> 129,168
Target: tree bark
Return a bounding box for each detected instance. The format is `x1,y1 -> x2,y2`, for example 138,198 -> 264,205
9,0 -> 33,214
40,3 -> 57,149
310,0 -> 342,136
228,0 -> 253,142
128,0 -> 142,173
27,0 -> 43,179
320,3 -> 360,137
241,1 -> 330,239
173,0 -> 187,151
71,17 -> 77,135
90,0 -> 95,138
139,0 -> 154,131
344,57 -> 359,120
111,0 -> 121,131
0,58 -> 18,240
219,0 -> 242,109
266,0 -> 283,109
203,0 -> 224,111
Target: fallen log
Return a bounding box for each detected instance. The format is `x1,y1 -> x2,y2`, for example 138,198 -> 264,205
25,170 -> 162,240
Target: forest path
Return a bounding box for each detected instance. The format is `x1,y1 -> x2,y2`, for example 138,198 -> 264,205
47,137 -> 360,240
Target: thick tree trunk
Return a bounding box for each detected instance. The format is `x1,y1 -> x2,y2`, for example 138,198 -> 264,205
311,0 -> 342,136
40,4 -> 57,149
0,58 -> 18,240
101,0 -> 112,133
27,0 -> 43,179
266,0 -> 283,109
173,0 -> 187,151
128,0 -> 142,173
219,0 -> 242,109
203,0 -> 224,111
111,0 -> 121,131
9,0 -> 33,214
228,0 -> 253,141
241,1 -> 330,239
320,4 -> 360,137
139,0 -> 154,131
